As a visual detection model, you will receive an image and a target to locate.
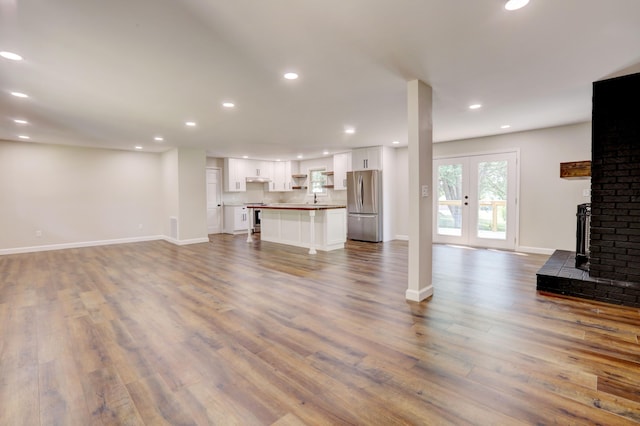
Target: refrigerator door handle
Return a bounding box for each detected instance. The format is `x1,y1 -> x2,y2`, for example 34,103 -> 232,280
358,175 -> 364,210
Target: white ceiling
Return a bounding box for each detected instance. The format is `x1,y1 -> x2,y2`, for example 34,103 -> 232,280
2,0 -> 640,160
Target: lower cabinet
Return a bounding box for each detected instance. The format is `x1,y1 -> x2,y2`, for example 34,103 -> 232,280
223,205 -> 249,234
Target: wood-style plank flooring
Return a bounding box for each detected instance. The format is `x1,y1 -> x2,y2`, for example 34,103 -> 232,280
1,235 -> 639,425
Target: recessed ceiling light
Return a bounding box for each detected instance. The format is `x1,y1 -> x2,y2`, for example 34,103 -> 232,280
0,51 -> 23,61
501,124 -> 511,129
392,140 -> 400,145
276,159 -> 281,162
185,121 -> 196,127
323,151 -> 329,155
297,154 -> 303,159
135,146 -> 143,150
242,155 -> 249,159
154,136 -> 164,141
505,0 -> 530,11
222,102 -> 235,108
345,128 -> 356,134
469,104 -> 482,110
11,91 -> 28,98
284,72 -> 299,80
18,135 -> 30,139
14,119 -> 28,124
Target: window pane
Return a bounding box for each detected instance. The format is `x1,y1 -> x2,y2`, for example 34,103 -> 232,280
310,169 -> 326,194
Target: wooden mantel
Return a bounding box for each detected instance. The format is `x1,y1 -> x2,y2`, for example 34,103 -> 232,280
560,161 -> 591,179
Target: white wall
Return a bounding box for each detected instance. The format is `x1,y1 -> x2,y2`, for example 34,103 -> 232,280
0,140 -> 163,252
162,148 -> 179,238
177,148 -> 208,241
394,122 -> 592,252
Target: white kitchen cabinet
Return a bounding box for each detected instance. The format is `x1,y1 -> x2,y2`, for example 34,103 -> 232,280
246,160 -> 273,179
269,161 -> 293,192
224,158 -> 247,192
333,151 -> 352,190
352,147 -> 381,170
223,205 -> 249,234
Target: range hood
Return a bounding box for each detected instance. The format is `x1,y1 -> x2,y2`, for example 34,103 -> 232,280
246,177 -> 272,183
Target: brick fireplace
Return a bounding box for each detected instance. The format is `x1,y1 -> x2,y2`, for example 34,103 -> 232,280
537,72 -> 640,307
590,72 -> 640,283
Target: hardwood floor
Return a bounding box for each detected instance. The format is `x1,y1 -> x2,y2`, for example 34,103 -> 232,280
1,235 -> 639,425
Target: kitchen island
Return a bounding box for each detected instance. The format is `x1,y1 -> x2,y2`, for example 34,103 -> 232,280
247,204 -> 346,254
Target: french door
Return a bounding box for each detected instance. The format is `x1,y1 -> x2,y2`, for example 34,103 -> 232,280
434,152 -> 518,250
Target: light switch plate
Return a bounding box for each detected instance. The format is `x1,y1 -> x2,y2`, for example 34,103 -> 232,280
421,185 -> 429,197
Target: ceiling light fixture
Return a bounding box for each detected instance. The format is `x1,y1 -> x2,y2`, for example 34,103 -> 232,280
242,155 -> 249,159
185,121 -> 196,127
323,151 -> 329,155
297,154 -> 303,159
154,136 -> 164,141
345,128 -> 356,134
505,0 -> 530,11
469,104 -> 482,110
11,91 -> 28,98
501,124 -> 511,129
222,102 -> 235,108
0,51 -> 23,61
14,119 -> 28,124
284,72 -> 299,80
135,146 -> 143,150
392,140 -> 400,145
18,135 -> 30,139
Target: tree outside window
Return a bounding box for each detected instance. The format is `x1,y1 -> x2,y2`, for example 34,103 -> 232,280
309,168 -> 327,195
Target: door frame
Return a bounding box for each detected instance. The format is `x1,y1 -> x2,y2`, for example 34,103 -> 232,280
433,149 -> 520,250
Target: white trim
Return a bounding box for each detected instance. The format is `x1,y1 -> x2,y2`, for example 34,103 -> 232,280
395,234 -> 409,241
405,286 -> 434,302
516,245 -> 555,255
0,235 -> 165,256
163,236 -> 210,246
0,234 -> 211,255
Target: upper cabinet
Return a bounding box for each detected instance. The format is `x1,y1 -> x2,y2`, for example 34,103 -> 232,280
246,160 -> 273,179
270,161 -> 293,192
352,147 -> 381,171
224,158 -> 247,192
333,152 -> 352,190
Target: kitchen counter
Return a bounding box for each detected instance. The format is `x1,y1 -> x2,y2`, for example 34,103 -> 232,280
246,204 -> 346,253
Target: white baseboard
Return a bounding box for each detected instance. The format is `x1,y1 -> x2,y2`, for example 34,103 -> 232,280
163,236 -> 210,246
516,246 -> 555,255
395,234 -> 409,241
405,285 -> 434,302
0,235 -> 166,256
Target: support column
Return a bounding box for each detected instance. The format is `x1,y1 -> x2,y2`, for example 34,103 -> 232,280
406,80 -> 434,302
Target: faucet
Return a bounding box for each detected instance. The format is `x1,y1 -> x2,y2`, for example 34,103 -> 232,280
314,193 -> 318,204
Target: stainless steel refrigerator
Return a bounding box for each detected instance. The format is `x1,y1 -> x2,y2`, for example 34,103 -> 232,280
347,170 -> 382,242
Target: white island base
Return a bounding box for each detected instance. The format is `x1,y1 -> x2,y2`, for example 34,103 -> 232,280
259,207 -> 346,253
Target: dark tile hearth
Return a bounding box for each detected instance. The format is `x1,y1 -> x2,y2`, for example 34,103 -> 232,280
537,250 -> 640,308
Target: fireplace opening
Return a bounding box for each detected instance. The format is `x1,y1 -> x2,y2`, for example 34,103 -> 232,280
575,203 -> 590,271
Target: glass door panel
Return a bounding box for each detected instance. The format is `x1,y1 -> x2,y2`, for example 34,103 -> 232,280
436,163 -> 463,237
476,160 -> 508,240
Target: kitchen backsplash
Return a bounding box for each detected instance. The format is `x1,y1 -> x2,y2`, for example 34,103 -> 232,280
222,182 -> 347,205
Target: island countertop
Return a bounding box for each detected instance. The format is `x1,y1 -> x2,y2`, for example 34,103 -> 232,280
255,203 -> 346,211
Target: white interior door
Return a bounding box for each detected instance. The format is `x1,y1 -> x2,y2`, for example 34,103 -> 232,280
434,152 -> 517,250
206,168 -> 223,234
